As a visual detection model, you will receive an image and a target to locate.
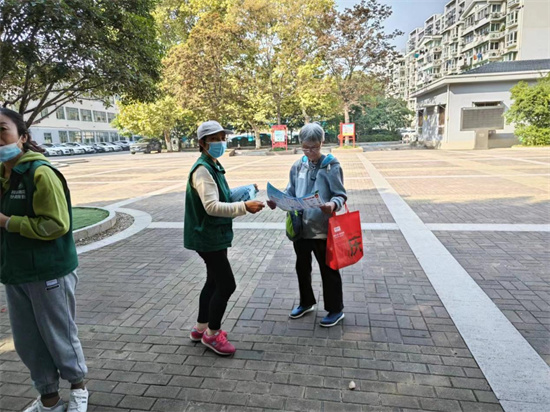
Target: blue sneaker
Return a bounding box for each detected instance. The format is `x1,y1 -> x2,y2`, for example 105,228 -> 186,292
320,312 -> 345,327
289,305 -> 315,319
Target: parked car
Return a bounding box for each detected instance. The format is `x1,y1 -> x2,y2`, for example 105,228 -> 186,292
400,128 -> 417,144
65,142 -> 95,154
98,142 -> 122,152
130,138 -> 162,154
49,143 -> 73,156
39,144 -> 63,157
92,143 -> 107,153
113,140 -> 131,151
60,143 -> 85,155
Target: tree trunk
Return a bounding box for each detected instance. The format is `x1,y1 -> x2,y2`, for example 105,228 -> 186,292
343,104 -> 350,146
252,124 -> 261,149
301,107 -> 311,124
164,129 -> 172,152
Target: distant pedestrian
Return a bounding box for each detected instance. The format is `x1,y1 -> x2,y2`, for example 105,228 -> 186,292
267,123 -> 347,327
0,108 -> 88,412
184,120 -> 265,355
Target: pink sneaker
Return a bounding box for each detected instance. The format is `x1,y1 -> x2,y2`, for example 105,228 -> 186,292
201,330 -> 235,355
190,326 -> 206,342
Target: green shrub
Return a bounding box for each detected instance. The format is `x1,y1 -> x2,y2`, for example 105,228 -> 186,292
515,125 -> 550,146
356,131 -> 401,142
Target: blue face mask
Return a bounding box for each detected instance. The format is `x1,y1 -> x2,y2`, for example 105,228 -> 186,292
208,141 -> 227,158
0,139 -> 22,162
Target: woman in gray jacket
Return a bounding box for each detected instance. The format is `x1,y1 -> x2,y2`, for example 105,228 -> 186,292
268,123 -> 347,327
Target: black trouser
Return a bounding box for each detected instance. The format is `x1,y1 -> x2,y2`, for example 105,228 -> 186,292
197,249 -> 236,330
293,239 -> 344,313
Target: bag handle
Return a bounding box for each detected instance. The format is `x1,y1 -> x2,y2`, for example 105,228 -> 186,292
331,202 -> 349,217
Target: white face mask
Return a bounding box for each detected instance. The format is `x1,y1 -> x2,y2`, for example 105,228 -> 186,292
0,138 -> 22,162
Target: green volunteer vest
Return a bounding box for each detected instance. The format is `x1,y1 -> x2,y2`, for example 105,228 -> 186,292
0,160 -> 78,284
184,154 -> 233,252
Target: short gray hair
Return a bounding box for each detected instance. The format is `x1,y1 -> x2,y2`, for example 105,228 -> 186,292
299,123 -> 325,144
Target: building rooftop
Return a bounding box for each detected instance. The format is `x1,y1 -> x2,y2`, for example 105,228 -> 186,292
464,59 -> 550,75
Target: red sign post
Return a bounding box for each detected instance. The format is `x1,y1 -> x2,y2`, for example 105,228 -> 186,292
340,123 -> 356,147
271,125 -> 288,151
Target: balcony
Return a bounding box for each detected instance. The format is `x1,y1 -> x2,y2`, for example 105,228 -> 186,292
508,0 -> 520,8
433,59 -> 442,66
487,51 -> 501,60
490,32 -> 505,40
490,12 -> 505,22
433,46 -> 442,53
507,20 -> 519,29
507,40 -> 518,48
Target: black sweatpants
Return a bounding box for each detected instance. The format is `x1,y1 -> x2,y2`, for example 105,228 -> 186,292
197,249 -> 236,330
293,239 -> 344,313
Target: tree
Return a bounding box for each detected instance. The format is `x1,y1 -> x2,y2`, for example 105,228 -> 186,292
319,0 -> 402,126
505,74 -> 550,146
115,96 -> 189,149
353,96 -> 413,135
163,11 -> 242,125
0,0 -> 163,127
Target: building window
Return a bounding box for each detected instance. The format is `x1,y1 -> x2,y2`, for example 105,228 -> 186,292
107,112 -> 116,123
56,107 -> 65,120
43,133 -> 52,143
97,131 -> 109,142
506,31 -> 518,46
490,42 -> 500,50
41,108 -> 50,119
58,131 -> 68,143
507,11 -> 518,25
82,131 -> 95,144
68,131 -> 81,143
93,111 -> 107,123
80,109 -> 93,122
491,4 -> 501,13
66,107 -> 80,121
474,101 -> 502,107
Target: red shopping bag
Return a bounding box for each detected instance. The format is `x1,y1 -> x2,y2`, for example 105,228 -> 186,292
326,204 -> 363,270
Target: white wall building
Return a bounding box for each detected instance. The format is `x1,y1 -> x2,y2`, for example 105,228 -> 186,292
28,97 -> 124,145
388,0 -> 550,108
412,59 -> 550,149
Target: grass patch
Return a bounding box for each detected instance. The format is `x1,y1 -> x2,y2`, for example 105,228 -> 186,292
72,207 -> 109,230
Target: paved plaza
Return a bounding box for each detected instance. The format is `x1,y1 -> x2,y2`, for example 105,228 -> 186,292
1,147 -> 549,412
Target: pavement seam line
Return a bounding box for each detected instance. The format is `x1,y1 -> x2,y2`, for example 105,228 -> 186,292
356,153 -> 550,412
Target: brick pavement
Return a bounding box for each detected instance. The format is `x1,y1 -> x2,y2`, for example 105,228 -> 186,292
1,147 -> 549,411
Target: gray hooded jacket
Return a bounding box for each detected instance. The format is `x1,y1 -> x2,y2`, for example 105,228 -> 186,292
286,154 -> 347,239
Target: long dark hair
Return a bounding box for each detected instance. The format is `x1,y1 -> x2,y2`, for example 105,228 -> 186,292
0,107 -> 44,153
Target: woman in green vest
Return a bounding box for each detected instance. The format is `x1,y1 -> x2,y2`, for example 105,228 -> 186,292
185,121 -> 265,356
0,108 -> 88,412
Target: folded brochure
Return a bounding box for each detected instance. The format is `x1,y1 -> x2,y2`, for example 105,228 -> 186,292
267,182 -> 324,211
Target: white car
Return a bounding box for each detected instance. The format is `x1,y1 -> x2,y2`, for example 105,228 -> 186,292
66,142 -> 95,154
60,143 -> 85,155
46,143 -> 73,156
400,129 -> 417,144
39,145 -> 63,157
98,142 -> 122,152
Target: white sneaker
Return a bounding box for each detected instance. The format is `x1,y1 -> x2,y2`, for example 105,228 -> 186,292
23,397 -> 65,412
67,388 -> 88,412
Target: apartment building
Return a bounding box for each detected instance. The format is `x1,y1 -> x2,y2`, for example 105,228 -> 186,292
388,0 -> 550,107
28,97 -> 124,145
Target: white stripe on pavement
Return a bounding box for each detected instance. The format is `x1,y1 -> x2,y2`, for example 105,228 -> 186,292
357,153 -> 550,412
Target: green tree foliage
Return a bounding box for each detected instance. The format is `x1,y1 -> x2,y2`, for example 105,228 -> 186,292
0,0 -> 163,127
353,96 -> 413,135
505,74 -> 550,146
115,96 -> 189,149
319,0 -> 402,124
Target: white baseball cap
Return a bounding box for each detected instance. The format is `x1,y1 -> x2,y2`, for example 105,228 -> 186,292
197,121 -> 232,140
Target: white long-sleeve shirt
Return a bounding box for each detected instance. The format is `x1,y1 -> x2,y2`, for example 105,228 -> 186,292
191,165 -> 247,218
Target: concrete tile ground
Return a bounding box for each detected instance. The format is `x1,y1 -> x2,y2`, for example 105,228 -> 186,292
1,147 -> 549,411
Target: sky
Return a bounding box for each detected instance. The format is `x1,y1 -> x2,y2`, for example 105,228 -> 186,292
336,0 -> 450,52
